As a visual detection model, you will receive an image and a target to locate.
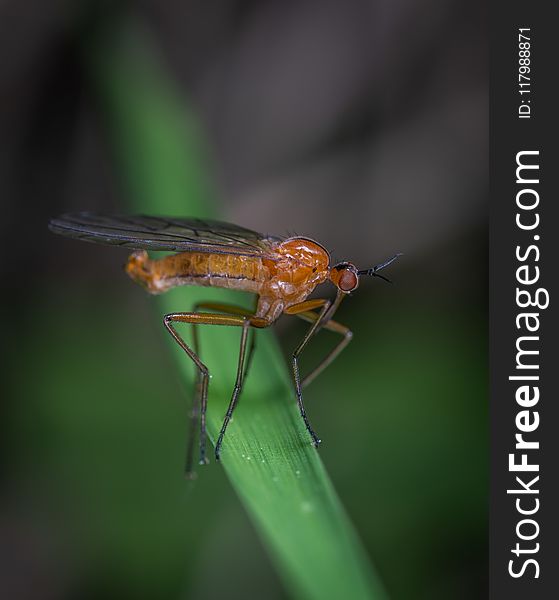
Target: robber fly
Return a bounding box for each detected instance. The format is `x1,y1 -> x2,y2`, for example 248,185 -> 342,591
49,213 -> 400,476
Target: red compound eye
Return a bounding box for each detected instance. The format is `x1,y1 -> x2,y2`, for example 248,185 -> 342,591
338,268 -> 358,292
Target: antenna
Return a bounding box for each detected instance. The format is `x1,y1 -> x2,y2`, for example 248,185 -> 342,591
357,253 -> 403,283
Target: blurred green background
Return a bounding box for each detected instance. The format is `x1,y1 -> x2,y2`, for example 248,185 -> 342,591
1,2 -> 487,599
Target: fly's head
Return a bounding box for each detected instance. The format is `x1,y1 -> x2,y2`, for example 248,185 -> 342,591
329,253 -> 403,294
329,262 -> 359,293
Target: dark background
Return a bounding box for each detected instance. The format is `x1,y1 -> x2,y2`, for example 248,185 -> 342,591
1,1 -> 487,599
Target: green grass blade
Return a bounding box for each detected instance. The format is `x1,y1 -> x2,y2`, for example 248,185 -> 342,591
84,17 -> 387,600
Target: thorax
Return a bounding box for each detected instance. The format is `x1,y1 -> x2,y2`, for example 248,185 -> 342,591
256,237 -> 330,321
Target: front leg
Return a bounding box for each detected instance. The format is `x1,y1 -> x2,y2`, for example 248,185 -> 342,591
289,300 -> 332,447
285,293 -> 346,447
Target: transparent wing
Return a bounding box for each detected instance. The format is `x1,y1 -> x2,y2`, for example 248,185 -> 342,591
49,212 -> 283,257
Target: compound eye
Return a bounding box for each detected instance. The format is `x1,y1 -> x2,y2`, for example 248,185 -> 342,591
338,268 -> 358,292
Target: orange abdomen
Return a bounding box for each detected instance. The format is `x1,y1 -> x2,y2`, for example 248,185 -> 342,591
126,250 -> 267,294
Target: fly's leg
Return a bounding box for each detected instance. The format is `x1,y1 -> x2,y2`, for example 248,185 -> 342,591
164,310 -> 269,475
242,330 -> 257,381
190,303 -> 254,459
186,314 -> 204,477
214,319 -> 250,459
184,392 -> 200,478
292,313 -> 353,388
192,302 -> 258,387
164,314 -> 210,476
284,295 -> 346,447
287,301 -> 332,447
